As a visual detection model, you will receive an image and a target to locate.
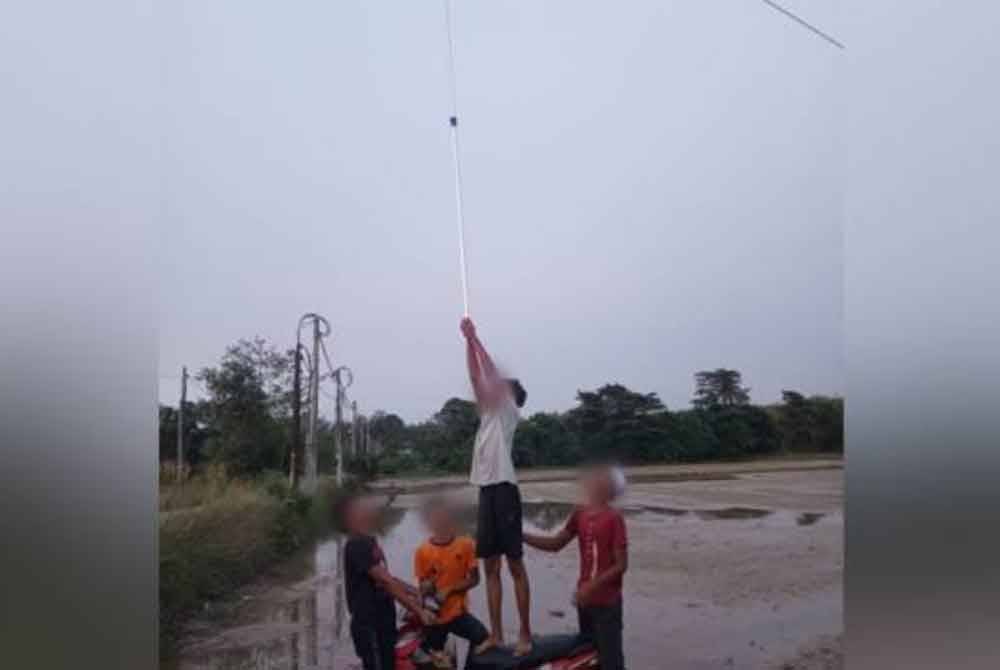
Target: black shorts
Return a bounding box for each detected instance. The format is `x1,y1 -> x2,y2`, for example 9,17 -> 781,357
350,621 -> 397,670
476,482 -> 523,560
423,612 -> 489,651
578,600 -> 625,670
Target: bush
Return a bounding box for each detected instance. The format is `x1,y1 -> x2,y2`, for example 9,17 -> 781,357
159,471 -> 343,651
159,485 -> 280,639
255,469 -> 291,498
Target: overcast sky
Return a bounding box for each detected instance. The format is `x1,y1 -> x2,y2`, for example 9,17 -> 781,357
158,0 -> 843,422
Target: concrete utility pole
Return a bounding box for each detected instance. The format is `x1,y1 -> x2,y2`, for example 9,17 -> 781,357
289,343 -> 302,489
332,366 -> 352,486
335,377 -> 344,486
304,317 -> 321,494
351,401 -> 359,460
365,418 -> 372,458
176,366 -> 187,483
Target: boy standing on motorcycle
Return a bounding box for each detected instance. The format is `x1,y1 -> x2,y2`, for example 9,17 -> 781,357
460,317 -> 533,657
342,494 -> 437,670
523,466 -> 629,670
414,496 -> 491,665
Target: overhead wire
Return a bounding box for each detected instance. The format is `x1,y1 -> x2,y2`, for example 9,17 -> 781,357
758,0 -> 845,49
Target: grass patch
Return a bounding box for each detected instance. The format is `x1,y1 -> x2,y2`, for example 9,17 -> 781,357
159,468 -> 351,653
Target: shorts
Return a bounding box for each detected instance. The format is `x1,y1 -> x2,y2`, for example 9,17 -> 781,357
476,482 -> 523,560
578,600 -> 625,670
350,621 -> 397,670
423,612 -> 490,651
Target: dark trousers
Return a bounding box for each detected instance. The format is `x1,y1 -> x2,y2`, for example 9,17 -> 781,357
578,600 -> 625,670
351,621 -> 397,670
424,612 -> 490,651
476,482 -> 524,560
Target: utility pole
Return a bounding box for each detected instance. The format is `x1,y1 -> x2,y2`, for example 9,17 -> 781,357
331,366 -> 352,486
351,401 -> 359,460
365,418 -> 371,458
176,366 -> 187,483
304,317 -> 321,494
335,376 -> 344,486
293,312 -> 331,493
290,342 -> 302,489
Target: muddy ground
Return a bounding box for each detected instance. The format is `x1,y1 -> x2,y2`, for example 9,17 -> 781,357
166,460 -> 843,670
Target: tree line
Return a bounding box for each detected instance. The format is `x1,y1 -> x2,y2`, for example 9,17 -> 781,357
160,338 -> 843,479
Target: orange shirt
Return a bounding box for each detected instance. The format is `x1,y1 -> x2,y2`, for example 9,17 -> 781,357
413,536 -> 477,624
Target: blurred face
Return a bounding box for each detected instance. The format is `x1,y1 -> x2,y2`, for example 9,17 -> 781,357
581,467 -> 613,505
424,502 -> 455,537
346,496 -> 380,534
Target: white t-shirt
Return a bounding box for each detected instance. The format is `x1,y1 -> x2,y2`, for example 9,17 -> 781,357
469,396 -> 520,486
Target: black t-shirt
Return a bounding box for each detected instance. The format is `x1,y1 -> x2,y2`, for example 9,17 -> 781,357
344,534 -> 396,629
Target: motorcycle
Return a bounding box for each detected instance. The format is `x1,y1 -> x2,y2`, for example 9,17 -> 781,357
394,610 -> 599,670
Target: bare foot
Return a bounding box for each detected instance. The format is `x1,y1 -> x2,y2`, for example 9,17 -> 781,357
430,650 -> 453,669
513,635 -> 533,657
473,636 -> 499,656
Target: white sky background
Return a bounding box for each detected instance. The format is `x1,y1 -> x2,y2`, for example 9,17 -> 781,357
158,0 -> 843,422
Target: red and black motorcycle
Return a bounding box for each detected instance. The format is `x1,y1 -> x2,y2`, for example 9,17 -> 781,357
394,611 -> 599,670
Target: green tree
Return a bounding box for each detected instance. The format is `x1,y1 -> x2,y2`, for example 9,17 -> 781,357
661,410 -> 718,462
808,395 -> 844,452
566,384 -> 669,463
693,369 -> 751,409
514,412 -> 580,467
776,390 -> 814,451
774,391 -> 843,453
702,404 -> 779,457
430,398 -> 479,471
198,338 -> 292,475
159,401 -> 210,466
368,411 -> 406,451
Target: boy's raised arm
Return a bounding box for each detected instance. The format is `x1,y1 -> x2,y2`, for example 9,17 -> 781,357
461,318 -> 486,404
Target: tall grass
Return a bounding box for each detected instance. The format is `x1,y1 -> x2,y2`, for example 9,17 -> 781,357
159,467 -> 346,650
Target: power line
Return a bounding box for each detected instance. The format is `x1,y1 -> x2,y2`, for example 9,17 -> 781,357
758,0 -> 845,50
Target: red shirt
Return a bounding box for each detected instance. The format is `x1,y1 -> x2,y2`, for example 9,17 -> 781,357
564,506 -> 628,606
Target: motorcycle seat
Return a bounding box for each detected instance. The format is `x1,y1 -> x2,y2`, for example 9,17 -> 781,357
465,633 -> 590,670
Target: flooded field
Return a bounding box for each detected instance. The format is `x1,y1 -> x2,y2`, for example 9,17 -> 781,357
166,463 -> 843,670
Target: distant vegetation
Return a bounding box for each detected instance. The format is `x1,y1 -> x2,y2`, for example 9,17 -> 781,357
159,337 -> 843,480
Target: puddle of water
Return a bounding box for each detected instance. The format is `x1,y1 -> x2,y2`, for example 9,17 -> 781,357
693,507 -> 773,521
631,504 -> 690,517
797,512 -> 826,526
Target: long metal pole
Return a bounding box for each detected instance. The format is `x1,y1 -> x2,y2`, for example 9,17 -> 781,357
444,0 -> 470,316
176,366 -> 187,482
